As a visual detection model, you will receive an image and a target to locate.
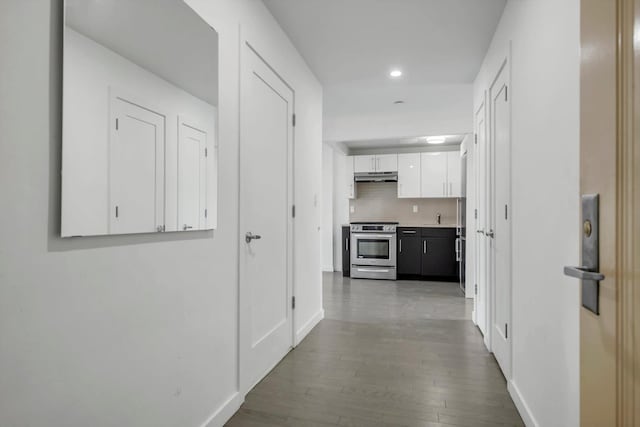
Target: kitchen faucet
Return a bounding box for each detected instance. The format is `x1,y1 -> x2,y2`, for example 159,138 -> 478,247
436,213 -> 441,225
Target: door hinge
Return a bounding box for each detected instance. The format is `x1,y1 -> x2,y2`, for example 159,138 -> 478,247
292,114 -> 296,127
292,205 -> 296,218
205,147 -> 208,157
115,118 -> 119,130
505,323 -> 508,339
474,209 -> 478,220
205,209 -> 208,218
292,296 -> 296,310
505,204 -> 508,220
115,205 -> 119,218
505,86 -> 508,102
475,284 -> 478,295
474,134 -> 478,144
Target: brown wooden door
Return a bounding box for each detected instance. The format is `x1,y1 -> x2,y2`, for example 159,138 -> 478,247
579,0 -> 639,425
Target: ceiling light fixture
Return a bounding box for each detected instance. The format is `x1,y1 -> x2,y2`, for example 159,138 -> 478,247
426,136 -> 446,145
393,100 -> 405,104
390,69 -> 403,78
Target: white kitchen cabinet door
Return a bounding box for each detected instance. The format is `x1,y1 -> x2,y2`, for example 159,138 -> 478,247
447,150 -> 462,197
354,155 -> 376,173
109,97 -> 165,234
420,152 -> 447,198
346,155 -> 356,199
376,154 -> 398,172
178,118 -> 207,231
397,153 -> 421,198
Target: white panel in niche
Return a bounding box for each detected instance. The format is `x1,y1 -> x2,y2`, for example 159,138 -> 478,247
178,118 -> 207,231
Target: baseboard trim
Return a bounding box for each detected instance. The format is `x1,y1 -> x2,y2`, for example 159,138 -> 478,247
295,308 -> 324,345
322,265 -> 334,272
508,380 -> 539,427
201,391 -> 244,427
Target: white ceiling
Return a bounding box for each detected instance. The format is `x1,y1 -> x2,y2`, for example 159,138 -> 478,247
344,134 -> 466,150
262,0 -> 507,86
66,0 -> 219,106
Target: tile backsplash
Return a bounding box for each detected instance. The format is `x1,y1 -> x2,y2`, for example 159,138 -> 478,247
349,182 -> 458,225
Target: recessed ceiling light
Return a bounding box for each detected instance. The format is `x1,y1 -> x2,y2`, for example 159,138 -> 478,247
426,136 -> 446,144
390,69 -> 403,78
393,100 -> 405,104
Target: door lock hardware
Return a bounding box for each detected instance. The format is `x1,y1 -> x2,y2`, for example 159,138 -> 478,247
183,225 -> 193,231
245,232 -> 262,243
564,194 -> 604,314
486,230 -> 495,238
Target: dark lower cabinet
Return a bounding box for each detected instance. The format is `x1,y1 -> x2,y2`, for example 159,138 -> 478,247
342,226 -> 350,277
397,228 -> 421,275
398,227 -> 457,280
421,237 -> 457,277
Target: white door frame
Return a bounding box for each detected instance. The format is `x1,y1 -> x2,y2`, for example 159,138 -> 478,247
238,39 -> 296,395
487,50 -> 512,377
473,94 -> 488,338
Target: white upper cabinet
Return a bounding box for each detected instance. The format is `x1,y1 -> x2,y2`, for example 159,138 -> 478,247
376,154 -> 398,173
397,153 -> 421,198
354,154 -> 398,173
420,152 -> 448,197
346,156 -> 356,199
354,155 -> 376,173
447,151 -> 462,198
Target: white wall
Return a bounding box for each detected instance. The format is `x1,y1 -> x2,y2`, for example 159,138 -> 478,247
62,29 -> 217,236
473,0 -> 580,425
331,144 -> 350,272
321,144 -> 334,271
324,83 -> 473,142
0,1 -> 322,426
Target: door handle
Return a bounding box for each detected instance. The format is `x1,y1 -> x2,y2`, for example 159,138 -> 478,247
183,224 -> 193,231
423,240 -> 427,253
345,237 -> 349,251
564,194 -> 601,314
486,229 -> 495,238
245,232 -> 262,243
477,229 -> 485,235
563,266 -> 604,282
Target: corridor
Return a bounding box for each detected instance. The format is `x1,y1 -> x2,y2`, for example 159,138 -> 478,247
228,274 -> 524,426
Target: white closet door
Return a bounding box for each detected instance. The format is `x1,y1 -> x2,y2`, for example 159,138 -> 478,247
178,119 -> 207,231
398,153 -> 421,198
420,152 -> 447,197
447,151 -> 462,197
109,97 -> 165,234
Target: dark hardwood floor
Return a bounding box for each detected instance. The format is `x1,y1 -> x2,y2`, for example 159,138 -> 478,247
227,273 -> 524,427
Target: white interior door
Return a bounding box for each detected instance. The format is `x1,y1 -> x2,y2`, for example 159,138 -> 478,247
475,99 -> 488,336
397,153 -> 421,198
421,152 -> 447,197
447,151 -> 462,197
489,61 -> 512,377
240,44 -> 294,391
178,119 -> 207,231
109,96 -> 165,235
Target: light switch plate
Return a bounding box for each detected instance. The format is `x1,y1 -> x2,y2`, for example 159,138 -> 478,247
413,205 -> 418,213
350,205 -> 355,214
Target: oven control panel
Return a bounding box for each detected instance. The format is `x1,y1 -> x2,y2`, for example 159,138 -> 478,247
350,223 -> 397,233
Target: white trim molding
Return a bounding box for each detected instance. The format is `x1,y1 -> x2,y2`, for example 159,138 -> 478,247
508,380 -> 539,427
201,392 -> 244,427
295,308 -> 324,346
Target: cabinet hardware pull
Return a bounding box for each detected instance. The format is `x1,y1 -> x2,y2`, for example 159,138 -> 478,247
424,240 -> 427,253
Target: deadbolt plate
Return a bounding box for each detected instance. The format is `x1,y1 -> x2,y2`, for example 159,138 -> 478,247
581,194 -> 600,314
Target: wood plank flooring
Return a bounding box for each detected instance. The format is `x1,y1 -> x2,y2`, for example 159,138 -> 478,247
226,273 -> 524,427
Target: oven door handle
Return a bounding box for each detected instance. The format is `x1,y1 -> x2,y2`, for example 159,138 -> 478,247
352,234 -> 394,239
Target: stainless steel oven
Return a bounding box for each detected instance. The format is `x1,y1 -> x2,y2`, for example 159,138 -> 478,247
350,222 -> 397,280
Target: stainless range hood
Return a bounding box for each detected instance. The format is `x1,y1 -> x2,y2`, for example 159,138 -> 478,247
354,172 -> 398,183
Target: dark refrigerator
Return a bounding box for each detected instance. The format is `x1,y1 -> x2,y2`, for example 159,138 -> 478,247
457,150 -> 467,292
